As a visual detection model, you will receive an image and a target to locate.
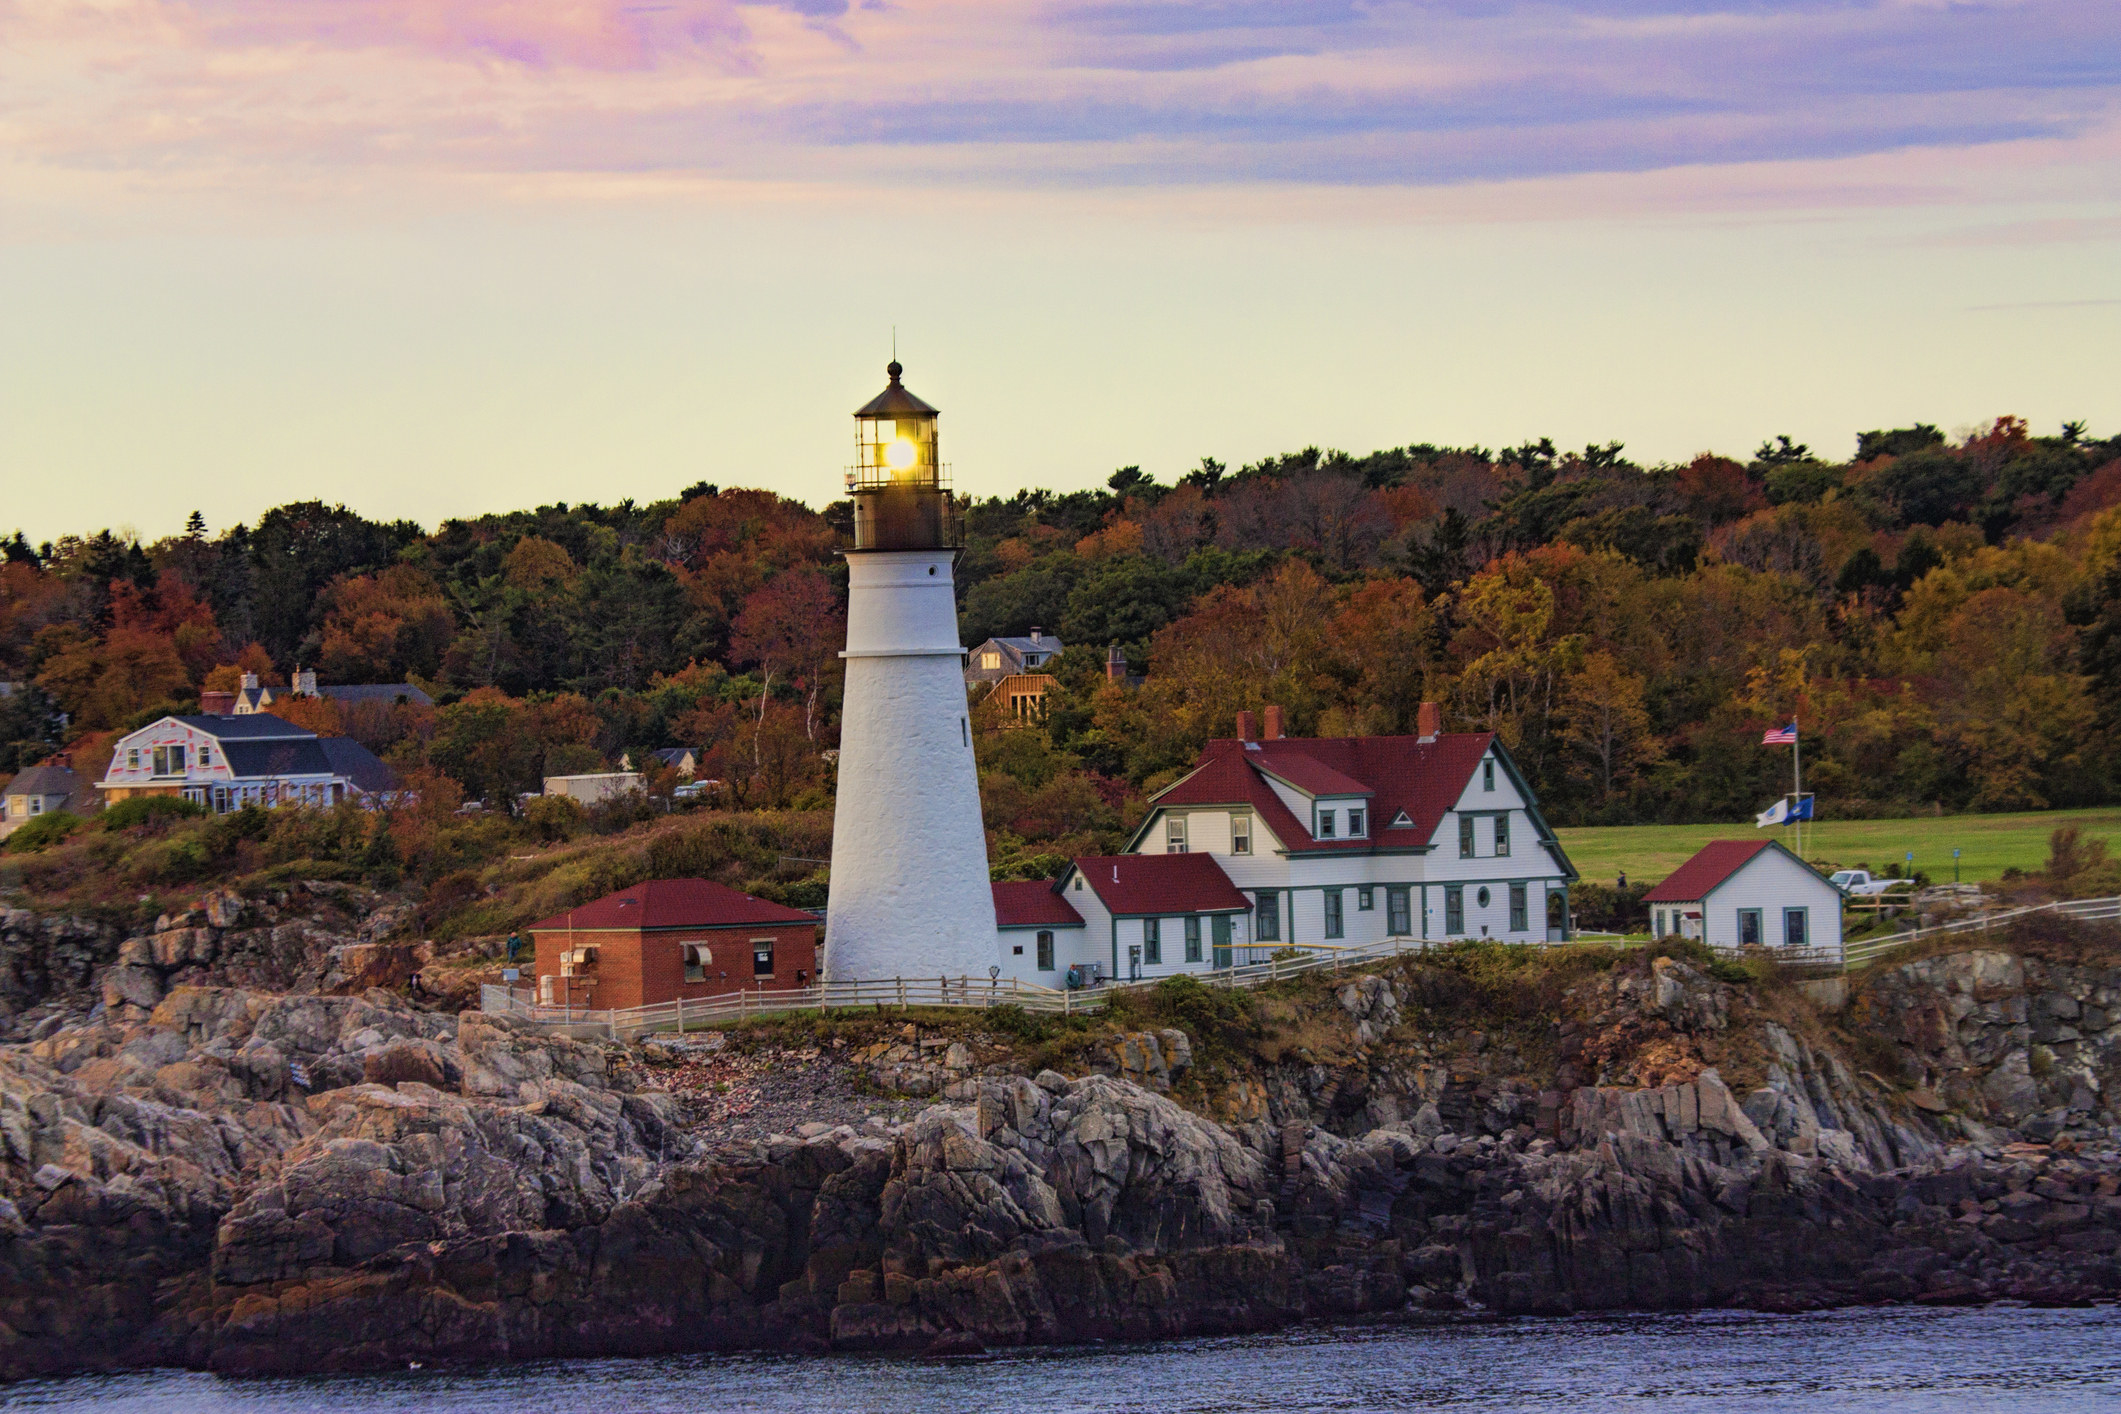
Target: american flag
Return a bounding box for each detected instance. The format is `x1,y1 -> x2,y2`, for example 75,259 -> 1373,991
1761,722 -> 1798,745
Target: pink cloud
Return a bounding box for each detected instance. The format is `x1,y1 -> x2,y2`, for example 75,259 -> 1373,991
196,0 -> 753,70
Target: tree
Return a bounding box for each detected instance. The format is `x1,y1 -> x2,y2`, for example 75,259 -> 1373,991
729,568 -> 843,748
1557,651 -> 1662,805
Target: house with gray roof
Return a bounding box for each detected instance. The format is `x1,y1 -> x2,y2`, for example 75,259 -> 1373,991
226,668 -> 433,716
966,628 -> 1063,686
98,711 -> 397,812
2,762 -> 92,839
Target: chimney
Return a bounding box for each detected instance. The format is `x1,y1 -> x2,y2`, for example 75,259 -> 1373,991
1263,704 -> 1285,740
1235,710 -> 1257,742
240,672 -> 260,692
1106,643 -> 1126,682
1029,626 -> 1043,645
200,690 -> 236,716
295,667 -> 318,696
1417,700 -> 1441,743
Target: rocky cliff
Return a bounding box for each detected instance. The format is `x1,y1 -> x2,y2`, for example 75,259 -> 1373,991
0,907 -> 2117,1378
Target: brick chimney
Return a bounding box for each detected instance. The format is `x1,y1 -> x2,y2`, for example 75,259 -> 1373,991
1263,704 -> 1285,740
1417,700 -> 1441,743
1235,710 -> 1257,742
199,690 -> 236,716
1106,643 -> 1126,682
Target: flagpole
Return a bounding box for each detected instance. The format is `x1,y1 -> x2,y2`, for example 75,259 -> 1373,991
1792,719 -> 1802,861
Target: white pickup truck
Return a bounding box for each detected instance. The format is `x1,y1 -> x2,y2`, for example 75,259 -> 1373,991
1830,869 -> 1910,897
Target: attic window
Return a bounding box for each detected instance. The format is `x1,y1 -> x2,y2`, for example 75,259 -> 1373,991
1483,759 -> 1495,792
1391,810 -> 1413,827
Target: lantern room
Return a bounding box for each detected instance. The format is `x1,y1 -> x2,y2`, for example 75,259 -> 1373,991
848,360 -> 957,550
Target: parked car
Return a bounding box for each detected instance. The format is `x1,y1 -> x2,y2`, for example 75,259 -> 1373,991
1829,869 -> 1909,897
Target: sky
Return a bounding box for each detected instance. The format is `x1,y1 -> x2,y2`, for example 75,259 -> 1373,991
3,0 -> 2119,545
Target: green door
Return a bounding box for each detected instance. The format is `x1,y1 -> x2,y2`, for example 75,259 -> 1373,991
1211,913 -> 1233,969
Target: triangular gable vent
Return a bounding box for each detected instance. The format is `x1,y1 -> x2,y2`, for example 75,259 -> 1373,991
1390,810 -> 1414,827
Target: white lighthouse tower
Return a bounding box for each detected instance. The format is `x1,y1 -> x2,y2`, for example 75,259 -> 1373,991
823,361 -> 998,981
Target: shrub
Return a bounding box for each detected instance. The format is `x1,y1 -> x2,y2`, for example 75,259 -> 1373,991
523,794 -> 586,843
4,811 -> 81,854
100,796 -> 207,831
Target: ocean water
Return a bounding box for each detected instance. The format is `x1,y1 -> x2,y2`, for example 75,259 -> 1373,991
10,1307 -> 2120,1413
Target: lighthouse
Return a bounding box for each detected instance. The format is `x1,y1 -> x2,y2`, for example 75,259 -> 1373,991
823,361 -> 999,981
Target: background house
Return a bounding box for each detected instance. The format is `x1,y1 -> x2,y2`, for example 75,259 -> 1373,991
966,628 -> 1063,687
98,713 -> 394,810
230,669 -> 434,715
528,878 -> 820,1009
1645,839 -> 1844,957
543,772 -> 645,805
1,762 -> 91,838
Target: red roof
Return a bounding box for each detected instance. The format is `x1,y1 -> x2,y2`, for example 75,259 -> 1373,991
1153,733 -> 1497,855
992,881 -> 1086,928
1641,840 -> 1775,903
528,878 -> 817,932
1069,854 -> 1250,916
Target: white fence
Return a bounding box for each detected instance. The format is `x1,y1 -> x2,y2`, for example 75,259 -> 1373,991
479,898 -> 2121,1040
1841,895 -> 2121,970
480,935 -> 1455,1040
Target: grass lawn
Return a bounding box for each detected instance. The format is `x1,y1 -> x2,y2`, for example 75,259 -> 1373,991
1555,806 -> 2121,886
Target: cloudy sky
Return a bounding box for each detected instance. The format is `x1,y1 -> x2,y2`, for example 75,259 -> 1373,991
4,0 -> 2118,541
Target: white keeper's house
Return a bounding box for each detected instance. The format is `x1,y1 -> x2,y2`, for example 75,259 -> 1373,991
991,701 -> 1579,986
97,712 -> 396,811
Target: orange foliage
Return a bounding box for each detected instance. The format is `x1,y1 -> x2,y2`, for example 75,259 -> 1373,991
265,696 -> 345,737
315,564 -> 454,683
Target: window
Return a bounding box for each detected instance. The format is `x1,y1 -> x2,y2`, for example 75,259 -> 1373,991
1737,909 -> 1763,947
1037,931 -> 1055,970
981,651 -> 1000,670
1444,885 -> 1465,935
151,744 -> 187,777
1783,908 -> 1808,948
1144,917 -> 1162,965
1459,815 -> 1475,858
1317,809 -> 1336,839
1483,759 -> 1495,791
1357,886 -> 1374,911
1347,808 -> 1365,837
1255,891 -> 1280,942
1166,815 -> 1187,854
1509,884 -> 1528,932
1231,813 -> 1251,855
684,943 -> 711,983
1653,909 -> 1666,939
752,938 -> 775,977
126,749 -> 141,771
1073,875 -> 1083,891
1494,814 -> 1509,857
1476,886 -> 1491,909
1323,889 -> 1343,939
961,717 -> 969,747
1184,916 -> 1202,963
1387,886 -> 1412,936
27,797 -> 41,817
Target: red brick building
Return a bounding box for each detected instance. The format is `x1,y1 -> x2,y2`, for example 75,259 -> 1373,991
527,879 -> 820,1010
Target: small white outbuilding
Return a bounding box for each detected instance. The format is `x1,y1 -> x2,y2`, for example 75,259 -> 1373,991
1643,838 -> 1844,959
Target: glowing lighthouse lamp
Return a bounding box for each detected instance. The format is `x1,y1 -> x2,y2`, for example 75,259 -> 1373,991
823,361 -> 999,983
